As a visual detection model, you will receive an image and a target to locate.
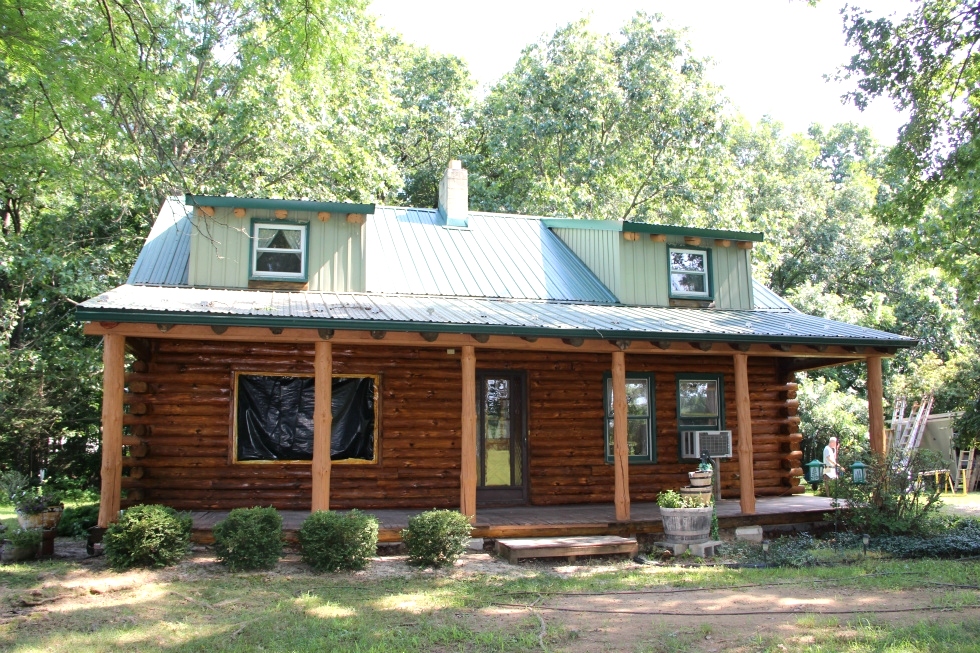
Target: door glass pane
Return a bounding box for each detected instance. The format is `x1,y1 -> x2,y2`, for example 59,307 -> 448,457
482,378 -> 512,486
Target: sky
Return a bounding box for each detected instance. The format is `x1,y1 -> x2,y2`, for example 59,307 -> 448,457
368,0 -> 911,145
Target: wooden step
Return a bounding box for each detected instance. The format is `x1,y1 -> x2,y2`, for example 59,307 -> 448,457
494,535 -> 638,564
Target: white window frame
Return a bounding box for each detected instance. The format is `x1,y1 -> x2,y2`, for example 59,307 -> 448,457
251,222 -> 307,281
668,246 -> 710,298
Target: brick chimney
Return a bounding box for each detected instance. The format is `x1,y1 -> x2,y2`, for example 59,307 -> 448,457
438,160 -> 468,227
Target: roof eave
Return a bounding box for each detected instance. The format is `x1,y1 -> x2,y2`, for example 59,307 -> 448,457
185,194 -> 375,216
75,306 -> 917,351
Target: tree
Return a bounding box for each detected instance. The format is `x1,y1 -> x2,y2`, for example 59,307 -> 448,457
468,14 -> 726,222
842,0 -> 980,310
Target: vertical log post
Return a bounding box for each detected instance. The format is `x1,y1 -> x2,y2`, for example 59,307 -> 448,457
460,345 -> 477,523
98,334 -> 126,528
311,341 -> 333,512
867,355 -> 885,455
734,353 -> 756,515
612,351 -> 630,521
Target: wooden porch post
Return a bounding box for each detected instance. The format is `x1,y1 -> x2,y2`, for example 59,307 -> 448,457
98,334 -> 126,528
867,355 -> 885,455
734,353 -> 756,515
312,341 -> 333,512
612,351 -> 630,521
461,345 -> 477,523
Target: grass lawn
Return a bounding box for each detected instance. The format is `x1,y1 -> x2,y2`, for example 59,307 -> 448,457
2,549 -> 980,652
940,491 -> 980,516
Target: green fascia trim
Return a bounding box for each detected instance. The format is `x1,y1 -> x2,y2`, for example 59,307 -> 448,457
185,194 -> 375,216
541,218 -> 765,242
74,307 -> 917,350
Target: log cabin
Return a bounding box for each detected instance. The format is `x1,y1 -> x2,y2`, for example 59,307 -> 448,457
78,161 -> 916,530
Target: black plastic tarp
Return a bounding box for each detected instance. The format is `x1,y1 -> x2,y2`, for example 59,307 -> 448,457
237,375 -> 375,462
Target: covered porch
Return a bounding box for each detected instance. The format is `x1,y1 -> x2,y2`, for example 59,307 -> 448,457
187,495 -> 837,544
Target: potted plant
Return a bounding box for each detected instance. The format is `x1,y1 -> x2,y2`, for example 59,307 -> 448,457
657,489 -> 713,543
2,527 -> 42,563
14,492 -> 64,530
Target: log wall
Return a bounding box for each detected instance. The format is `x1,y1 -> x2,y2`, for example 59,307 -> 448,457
120,339 -> 802,511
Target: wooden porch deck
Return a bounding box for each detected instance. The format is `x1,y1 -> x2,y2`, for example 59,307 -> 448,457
190,495 -> 835,543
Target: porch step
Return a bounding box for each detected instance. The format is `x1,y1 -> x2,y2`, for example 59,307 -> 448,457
495,535 -> 638,564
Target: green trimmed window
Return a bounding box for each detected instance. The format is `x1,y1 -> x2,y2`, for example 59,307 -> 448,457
668,247 -> 710,298
677,375 -> 723,429
604,373 -> 656,463
251,221 -> 308,281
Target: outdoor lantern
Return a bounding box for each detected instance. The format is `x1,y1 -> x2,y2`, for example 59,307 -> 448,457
851,460 -> 868,485
804,459 -> 825,487
862,534 -> 870,556
762,539 -> 770,566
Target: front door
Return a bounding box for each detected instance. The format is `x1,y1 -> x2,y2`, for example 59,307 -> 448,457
476,371 -> 528,506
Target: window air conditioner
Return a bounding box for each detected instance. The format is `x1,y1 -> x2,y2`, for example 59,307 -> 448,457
681,430 -> 733,459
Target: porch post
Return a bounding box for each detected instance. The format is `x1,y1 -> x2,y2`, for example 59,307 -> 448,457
612,351 -> 630,521
312,341 -> 333,512
734,353 -> 756,515
98,334 -> 126,528
460,345 -> 477,523
867,355 -> 885,455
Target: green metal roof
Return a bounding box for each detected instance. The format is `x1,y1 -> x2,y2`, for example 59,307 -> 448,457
185,194 -> 375,216
78,285 -> 917,349
542,218 -> 765,242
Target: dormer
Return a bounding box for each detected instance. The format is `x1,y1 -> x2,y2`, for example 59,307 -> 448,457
546,220 -> 762,309
185,195 -> 374,291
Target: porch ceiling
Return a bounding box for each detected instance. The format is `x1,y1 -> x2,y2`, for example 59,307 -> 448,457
78,284 -> 917,350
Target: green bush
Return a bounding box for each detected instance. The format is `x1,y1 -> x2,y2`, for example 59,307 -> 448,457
401,509 -> 472,568
656,490 -> 711,508
7,527 -> 42,550
837,449 -> 945,536
103,504 -> 192,569
213,506 -> 283,571
299,510 -> 378,572
870,517 -> 980,559
57,503 -> 100,538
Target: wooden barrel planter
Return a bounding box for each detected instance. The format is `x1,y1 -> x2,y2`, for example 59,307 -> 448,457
687,471 -> 713,488
16,506 -> 63,531
660,506 -> 713,543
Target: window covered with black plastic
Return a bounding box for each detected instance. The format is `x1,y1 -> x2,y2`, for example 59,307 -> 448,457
236,375 -> 375,462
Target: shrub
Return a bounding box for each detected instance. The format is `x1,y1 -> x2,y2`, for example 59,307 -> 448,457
7,527 -> 42,550
401,509 -> 472,568
57,503 -> 100,538
299,510 -> 378,572
656,490 -> 711,509
0,471 -> 28,504
103,504 -> 192,569
837,449 -> 945,536
870,517 -> 980,559
213,506 -> 283,571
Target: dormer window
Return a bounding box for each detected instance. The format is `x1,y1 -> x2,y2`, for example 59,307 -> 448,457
668,247 -> 711,299
251,221 -> 308,281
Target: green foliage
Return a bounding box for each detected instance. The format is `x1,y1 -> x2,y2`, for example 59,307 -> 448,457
102,504 -> 192,569
401,509 -> 472,568
212,507 -> 283,572
13,492 -> 57,515
720,533 -> 817,568
797,375 -> 868,463
469,15 -> 725,223
870,517 -> 980,559
0,471 -> 28,504
299,510 -> 378,573
656,490 -> 711,509
837,449 -> 946,536
56,503 -> 99,539
842,1 -> 980,314
6,527 -> 41,550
